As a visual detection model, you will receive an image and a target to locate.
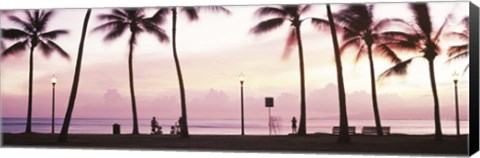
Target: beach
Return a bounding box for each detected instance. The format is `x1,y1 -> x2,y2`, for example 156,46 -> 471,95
2,133 -> 468,156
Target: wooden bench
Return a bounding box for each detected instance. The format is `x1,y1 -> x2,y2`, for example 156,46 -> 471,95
361,126 -> 391,135
332,126 -> 356,135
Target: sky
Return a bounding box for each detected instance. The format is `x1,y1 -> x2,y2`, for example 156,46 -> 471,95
0,2 -> 471,123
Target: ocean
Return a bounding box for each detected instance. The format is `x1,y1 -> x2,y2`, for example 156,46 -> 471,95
1,118 -> 469,135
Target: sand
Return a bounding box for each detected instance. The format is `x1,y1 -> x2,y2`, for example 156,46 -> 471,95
1,133 -> 468,156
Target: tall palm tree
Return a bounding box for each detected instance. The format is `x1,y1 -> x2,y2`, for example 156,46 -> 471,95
58,9 -> 91,142
150,6 -> 230,138
324,4 -> 351,143
446,17 -> 469,73
1,10 -> 70,133
331,4 -> 408,136
93,8 -> 169,134
251,5 -> 312,136
379,3 -> 453,141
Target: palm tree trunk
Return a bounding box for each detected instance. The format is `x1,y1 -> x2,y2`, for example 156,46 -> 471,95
58,9 -> 91,142
172,8 -> 189,138
129,33 -> 139,135
25,45 -> 35,134
295,23 -> 307,136
327,4 -> 350,143
428,60 -> 442,141
366,44 -> 383,136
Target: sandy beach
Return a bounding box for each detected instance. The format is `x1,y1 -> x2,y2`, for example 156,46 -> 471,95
2,133 -> 468,156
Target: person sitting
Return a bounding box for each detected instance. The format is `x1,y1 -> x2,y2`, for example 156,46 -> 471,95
151,117 -> 162,134
170,126 -> 176,135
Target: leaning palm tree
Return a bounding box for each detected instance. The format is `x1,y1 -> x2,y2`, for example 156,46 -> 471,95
251,5 -> 312,136
446,17 -> 469,73
321,4 -> 351,143
58,9 -> 91,142
379,3 -> 453,141
93,8 -> 169,134
331,4 -> 408,136
1,10 -> 70,133
149,6 -> 230,138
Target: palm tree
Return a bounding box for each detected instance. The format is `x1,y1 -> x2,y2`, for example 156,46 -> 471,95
58,9 -> 92,142
150,6 -> 230,138
379,3 -> 453,141
446,17 -> 469,73
1,10 -> 70,133
93,8 -> 169,134
331,4 -> 409,136
251,5 -> 312,136
324,4 -> 351,143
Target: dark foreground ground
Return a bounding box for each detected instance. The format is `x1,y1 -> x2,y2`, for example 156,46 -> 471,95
2,133 -> 468,156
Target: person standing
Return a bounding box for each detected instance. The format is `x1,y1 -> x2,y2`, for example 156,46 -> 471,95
291,116 -> 297,134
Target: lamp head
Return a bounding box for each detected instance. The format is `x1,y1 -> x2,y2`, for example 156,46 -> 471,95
452,71 -> 459,83
51,75 -> 57,85
239,72 -> 246,84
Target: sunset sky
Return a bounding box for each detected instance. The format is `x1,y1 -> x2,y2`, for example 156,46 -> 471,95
0,2 -> 471,122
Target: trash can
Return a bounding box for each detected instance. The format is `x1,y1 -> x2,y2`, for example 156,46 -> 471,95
113,123 -> 120,135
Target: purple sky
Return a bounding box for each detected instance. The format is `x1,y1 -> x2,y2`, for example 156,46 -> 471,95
1,2 -> 470,121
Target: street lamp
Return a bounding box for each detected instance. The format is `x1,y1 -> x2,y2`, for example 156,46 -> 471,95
452,72 -> 460,136
239,72 -> 246,135
51,75 -> 57,134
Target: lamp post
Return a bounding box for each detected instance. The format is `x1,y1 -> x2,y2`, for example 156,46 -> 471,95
452,72 -> 460,136
51,75 -> 57,134
239,72 -> 246,136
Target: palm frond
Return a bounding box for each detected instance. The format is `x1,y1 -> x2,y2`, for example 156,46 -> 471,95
254,7 -> 287,18
433,13 -> 453,42
98,14 -> 125,22
282,28 -> 297,60
8,15 -> 34,32
250,18 -> 285,35
38,40 -> 53,57
378,57 -> 416,80
444,32 -> 468,41
373,18 -> 411,32
37,10 -> 54,32
200,6 -> 231,15
1,40 -> 28,58
409,3 -> 432,36
1,28 -> 30,40
374,44 -> 402,63
339,37 -> 361,53
148,8 -> 170,24
311,18 -> 330,31
141,22 -> 169,43
181,7 -> 199,21
47,40 -> 69,59
112,9 -> 128,17
300,5 -> 312,14
103,23 -> 128,41
446,50 -> 468,63
448,44 -> 468,57
39,30 -> 68,40
354,45 -> 366,63
92,21 -> 126,33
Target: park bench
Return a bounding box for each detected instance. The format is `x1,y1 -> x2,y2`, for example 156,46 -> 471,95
332,126 -> 356,135
361,126 -> 391,135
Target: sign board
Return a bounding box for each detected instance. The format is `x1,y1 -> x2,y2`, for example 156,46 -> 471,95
265,97 -> 274,107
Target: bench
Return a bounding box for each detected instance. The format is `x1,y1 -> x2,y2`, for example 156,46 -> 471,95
361,126 -> 391,135
332,126 -> 356,135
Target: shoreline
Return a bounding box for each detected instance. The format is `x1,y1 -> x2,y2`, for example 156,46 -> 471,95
2,133 -> 469,156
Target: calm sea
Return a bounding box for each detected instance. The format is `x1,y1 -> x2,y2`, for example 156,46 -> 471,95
1,118 -> 469,135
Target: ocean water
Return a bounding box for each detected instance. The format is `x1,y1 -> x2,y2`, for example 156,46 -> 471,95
1,117 -> 469,135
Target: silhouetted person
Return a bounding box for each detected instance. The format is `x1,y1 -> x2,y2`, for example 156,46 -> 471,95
170,126 -> 176,135
291,117 -> 297,134
177,117 -> 184,134
151,117 -> 162,134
